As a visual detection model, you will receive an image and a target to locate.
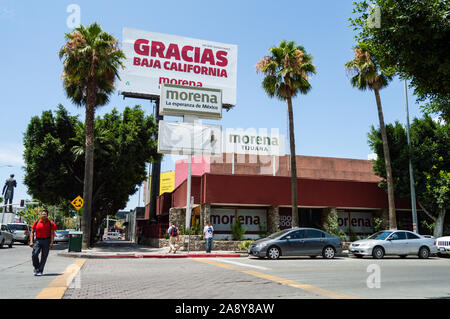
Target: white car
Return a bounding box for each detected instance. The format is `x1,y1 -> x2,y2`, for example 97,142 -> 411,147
103,232 -> 122,240
0,224 -> 14,248
436,236 -> 450,257
349,230 -> 438,259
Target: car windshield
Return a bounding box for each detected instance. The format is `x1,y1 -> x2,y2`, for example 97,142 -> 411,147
367,231 -> 393,240
56,231 -> 69,235
7,224 -> 28,231
268,229 -> 293,239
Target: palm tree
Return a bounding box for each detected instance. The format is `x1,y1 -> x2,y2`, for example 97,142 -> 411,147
59,23 -> 125,248
256,40 -> 316,228
345,44 -> 397,229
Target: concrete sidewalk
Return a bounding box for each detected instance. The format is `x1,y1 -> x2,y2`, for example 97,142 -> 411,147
57,240 -> 247,259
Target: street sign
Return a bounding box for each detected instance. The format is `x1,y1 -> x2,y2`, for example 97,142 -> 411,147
71,196 -> 83,211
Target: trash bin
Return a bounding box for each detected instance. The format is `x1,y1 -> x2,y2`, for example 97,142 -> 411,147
68,231 -> 83,252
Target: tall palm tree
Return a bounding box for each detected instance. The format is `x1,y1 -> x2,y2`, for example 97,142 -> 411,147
345,44 -> 397,229
256,40 -> 316,228
59,23 -> 125,248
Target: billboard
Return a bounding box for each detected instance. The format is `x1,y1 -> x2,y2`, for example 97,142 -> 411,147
210,208 -> 267,239
223,128 -> 285,156
160,84 -> 222,119
118,28 -> 238,106
158,120 -> 222,156
337,211 -> 373,234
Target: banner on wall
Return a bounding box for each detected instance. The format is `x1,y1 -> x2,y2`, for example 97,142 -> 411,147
337,211 -> 373,234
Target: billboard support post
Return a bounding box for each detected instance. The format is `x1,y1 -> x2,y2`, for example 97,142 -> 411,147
149,97 -> 162,225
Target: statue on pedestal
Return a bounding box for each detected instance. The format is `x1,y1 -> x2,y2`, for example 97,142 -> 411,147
2,174 -> 17,213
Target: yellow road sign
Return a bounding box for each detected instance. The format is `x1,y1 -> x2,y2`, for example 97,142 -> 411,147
71,196 -> 83,211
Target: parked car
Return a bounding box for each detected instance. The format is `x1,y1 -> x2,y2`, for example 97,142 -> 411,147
103,232 -> 122,240
0,224 -> 14,248
54,230 -> 70,243
248,227 -> 343,260
349,230 -> 437,259
436,236 -> 450,257
7,223 -> 30,244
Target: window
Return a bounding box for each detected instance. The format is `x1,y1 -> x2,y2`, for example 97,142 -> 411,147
285,230 -> 305,239
407,232 -> 420,240
306,229 -> 325,238
390,232 -> 407,240
8,224 -> 27,231
368,231 -> 392,240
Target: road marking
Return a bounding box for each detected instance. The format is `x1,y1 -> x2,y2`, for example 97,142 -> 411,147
194,258 -> 358,299
214,258 -> 269,270
35,258 -> 86,299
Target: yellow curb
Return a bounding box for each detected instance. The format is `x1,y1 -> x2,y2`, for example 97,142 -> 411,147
194,258 -> 358,299
35,258 -> 86,299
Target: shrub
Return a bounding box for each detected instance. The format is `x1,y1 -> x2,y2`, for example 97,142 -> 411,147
231,218 -> 247,241
323,210 -> 347,240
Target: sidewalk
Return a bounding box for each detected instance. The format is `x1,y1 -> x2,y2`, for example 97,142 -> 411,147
57,240 -> 247,259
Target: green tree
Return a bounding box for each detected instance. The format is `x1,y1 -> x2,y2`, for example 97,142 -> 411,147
345,44 -> 397,229
23,105 -> 159,244
59,23 -> 125,248
350,0 -> 450,121
256,40 -> 316,227
368,115 -> 449,237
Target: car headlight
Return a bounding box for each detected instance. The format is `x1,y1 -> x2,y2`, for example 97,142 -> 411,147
359,243 -> 371,248
257,242 -> 268,248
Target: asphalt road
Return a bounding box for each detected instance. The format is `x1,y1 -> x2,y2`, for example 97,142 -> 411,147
0,241 -> 75,299
63,254 -> 450,299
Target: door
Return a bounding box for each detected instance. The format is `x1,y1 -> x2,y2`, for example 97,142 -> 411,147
281,230 -> 306,256
304,229 -> 326,255
387,231 -> 408,254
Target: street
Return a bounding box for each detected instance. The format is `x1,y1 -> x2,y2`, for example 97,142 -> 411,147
0,242 -> 76,299
2,242 -> 450,299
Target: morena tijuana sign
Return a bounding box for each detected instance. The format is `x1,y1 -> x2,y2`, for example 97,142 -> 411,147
118,28 -> 238,106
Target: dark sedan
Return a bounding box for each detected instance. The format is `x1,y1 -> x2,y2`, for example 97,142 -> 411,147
248,228 -> 343,259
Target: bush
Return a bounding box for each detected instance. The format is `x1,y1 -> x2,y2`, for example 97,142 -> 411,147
231,218 -> 247,241
323,211 -> 346,240
238,240 -> 253,250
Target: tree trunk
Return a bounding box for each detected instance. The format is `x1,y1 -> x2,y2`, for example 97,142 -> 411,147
81,84 -> 96,250
374,89 -> 397,229
287,97 -> 299,228
433,209 -> 446,238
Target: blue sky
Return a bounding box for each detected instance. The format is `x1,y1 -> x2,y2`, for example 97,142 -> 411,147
0,0 -> 423,212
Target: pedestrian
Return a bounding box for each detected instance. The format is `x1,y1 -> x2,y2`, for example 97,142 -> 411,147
30,209 -> 57,276
203,220 -> 214,253
167,223 -> 179,254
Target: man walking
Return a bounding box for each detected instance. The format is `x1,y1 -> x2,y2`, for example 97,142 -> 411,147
30,210 -> 57,276
167,223 -> 179,254
203,221 -> 214,253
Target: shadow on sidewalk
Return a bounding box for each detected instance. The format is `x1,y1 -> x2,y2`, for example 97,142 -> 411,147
90,240 -> 161,253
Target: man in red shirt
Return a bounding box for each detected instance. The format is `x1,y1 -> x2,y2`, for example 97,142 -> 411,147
30,210 -> 57,276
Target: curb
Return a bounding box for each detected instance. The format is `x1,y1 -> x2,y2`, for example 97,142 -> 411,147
57,252 -> 248,259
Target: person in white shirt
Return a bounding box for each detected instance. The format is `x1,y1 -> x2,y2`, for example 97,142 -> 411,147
203,221 -> 214,253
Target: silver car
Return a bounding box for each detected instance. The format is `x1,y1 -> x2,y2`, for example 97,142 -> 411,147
349,230 -> 438,259
0,224 -> 14,248
436,236 -> 450,257
54,230 -> 70,243
248,228 -> 343,260
7,223 -> 30,244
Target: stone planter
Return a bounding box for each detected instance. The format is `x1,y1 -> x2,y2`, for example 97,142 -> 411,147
145,235 -> 251,252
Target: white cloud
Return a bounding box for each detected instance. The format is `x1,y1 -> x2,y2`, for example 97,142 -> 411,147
0,144 -> 25,166
0,7 -> 14,20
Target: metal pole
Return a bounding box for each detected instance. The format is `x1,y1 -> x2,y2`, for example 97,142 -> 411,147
149,97 -> 162,224
404,79 -> 419,233
186,155 -> 192,253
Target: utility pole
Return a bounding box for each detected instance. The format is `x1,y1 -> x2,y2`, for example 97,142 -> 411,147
404,79 -> 419,233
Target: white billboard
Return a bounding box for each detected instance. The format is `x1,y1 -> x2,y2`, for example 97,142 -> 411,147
158,120 -> 222,156
223,128 -> 285,156
118,28 -> 238,106
160,84 -> 222,119
210,208 -> 267,239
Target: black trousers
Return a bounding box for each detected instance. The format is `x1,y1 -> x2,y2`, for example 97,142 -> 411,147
32,238 -> 50,273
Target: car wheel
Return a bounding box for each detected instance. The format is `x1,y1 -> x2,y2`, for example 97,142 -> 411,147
418,247 -> 430,259
372,246 -> 384,259
322,246 -> 336,259
267,246 -> 281,260
0,239 -> 4,249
